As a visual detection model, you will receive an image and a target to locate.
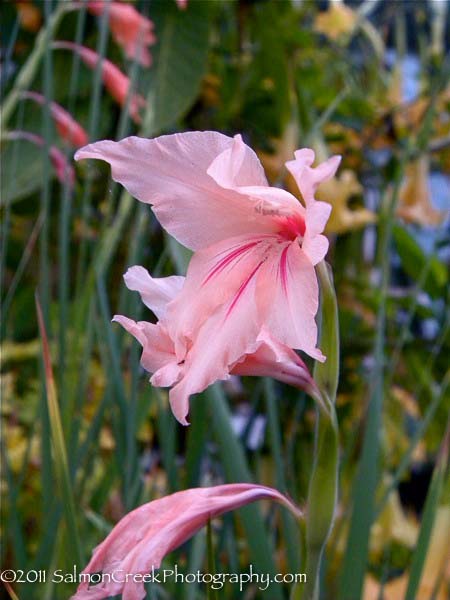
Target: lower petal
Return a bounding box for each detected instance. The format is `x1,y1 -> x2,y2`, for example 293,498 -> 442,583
257,242 -> 325,361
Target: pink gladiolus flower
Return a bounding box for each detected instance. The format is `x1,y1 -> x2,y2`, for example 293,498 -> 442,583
75,132 -> 340,422
6,131 -> 75,187
21,91 -> 88,147
53,41 -> 146,123
86,1 -> 156,67
71,483 -> 301,600
113,266 -> 319,424
176,0 -> 188,9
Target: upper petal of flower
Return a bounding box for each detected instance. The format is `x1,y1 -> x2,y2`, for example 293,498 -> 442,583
74,132 -> 288,250
285,149 -> 341,205
71,484 -> 301,600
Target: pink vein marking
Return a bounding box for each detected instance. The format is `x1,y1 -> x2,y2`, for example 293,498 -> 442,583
279,245 -> 290,295
202,241 -> 259,286
225,261 -> 264,318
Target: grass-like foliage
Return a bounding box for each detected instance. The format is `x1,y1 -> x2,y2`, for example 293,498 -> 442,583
1,1 -> 449,599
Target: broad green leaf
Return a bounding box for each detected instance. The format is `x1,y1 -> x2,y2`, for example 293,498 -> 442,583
143,0 -> 211,135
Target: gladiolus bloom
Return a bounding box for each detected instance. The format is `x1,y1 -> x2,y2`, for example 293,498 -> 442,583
21,91 -> 88,147
6,131 -> 75,187
71,483 -> 301,600
76,132 -> 340,422
86,1 -> 156,67
113,266 -> 319,424
53,42 -> 146,123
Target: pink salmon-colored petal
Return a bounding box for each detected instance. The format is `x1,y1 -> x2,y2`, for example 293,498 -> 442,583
302,201 -> 332,265
168,257 -> 265,424
123,266 -> 184,319
74,133 -> 281,250
206,134 -> 268,188
207,134 -> 303,218
257,241 -> 325,361
285,149 -> 341,205
165,233 -> 272,360
112,315 -> 181,386
71,484 -> 301,600
232,327 -> 319,394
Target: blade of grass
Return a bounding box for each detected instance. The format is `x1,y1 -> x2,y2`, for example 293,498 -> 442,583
405,425 -> 449,599
338,157 -> 404,598
35,293 -> 83,566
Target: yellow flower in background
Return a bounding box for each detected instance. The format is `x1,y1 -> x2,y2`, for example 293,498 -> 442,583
314,0 -> 357,41
318,170 -> 377,234
397,156 -> 447,227
370,487 -> 418,556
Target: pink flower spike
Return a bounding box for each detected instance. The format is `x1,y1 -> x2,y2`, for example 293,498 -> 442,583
71,483 -> 301,600
176,0 -> 188,9
114,268 -> 318,425
5,130 -> 75,188
75,132 -> 339,369
21,91 -> 88,148
53,41 -> 146,123
86,1 -> 156,67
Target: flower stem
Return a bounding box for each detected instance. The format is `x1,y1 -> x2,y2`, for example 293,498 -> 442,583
292,262 -> 340,600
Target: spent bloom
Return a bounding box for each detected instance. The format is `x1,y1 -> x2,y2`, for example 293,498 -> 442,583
86,1 -> 156,67
53,42 -> 146,123
76,132 -> 340,422
71,483 -> 301,600
21,91 -> 88,147
113,267 -> 319,424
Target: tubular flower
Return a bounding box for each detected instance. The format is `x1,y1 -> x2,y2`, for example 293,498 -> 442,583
71,483 -> 301,600
6,131 -> 75,187
86,1 -> 156,67
75,132 -> 340,423
21,91 -> 88,147
113,267 -> 319,424
53,42 -> 146,123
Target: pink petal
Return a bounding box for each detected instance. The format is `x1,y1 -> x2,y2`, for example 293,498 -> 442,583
257,242 -> 325,361
232,327 -> 318,394
206,134 -> 268,188
302,202 -> 332,265
112,315 -> 181,386
285,149 -> 341,205
74,133 -> 281,250
123,266 -> 184,319
71,484 -> 301,600
168,264 -> 263,424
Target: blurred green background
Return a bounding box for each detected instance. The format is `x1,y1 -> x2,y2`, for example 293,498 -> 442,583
1,1 -> 449,599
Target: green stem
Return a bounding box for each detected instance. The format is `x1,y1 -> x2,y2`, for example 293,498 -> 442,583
292,262 -> 340,600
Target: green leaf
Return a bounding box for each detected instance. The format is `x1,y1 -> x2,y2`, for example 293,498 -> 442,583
405,429 -> 449,600
143,0 -> 211,135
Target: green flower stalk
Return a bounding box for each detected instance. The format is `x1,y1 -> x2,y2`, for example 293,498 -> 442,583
293,261 -> 340,600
